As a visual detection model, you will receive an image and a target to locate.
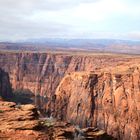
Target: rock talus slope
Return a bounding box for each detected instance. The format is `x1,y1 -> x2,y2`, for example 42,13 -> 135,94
53,66 -> 140,140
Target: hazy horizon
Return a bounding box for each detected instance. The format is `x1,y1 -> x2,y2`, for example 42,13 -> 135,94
0,0 -> 140,41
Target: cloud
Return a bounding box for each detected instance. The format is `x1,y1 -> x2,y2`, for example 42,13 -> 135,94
0,0 -> 98,12
0,0 -> 140,41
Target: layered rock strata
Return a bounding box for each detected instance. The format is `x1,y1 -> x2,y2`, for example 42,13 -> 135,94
53,67 -> 140,140
0,100 -> 113,140
0,100 -> 49,140
0,52 -> 137,98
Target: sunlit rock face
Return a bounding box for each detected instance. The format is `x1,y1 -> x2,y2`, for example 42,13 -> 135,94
0,68 -> 12,98
0,52 -> 135,98
53,67 -> 140,140
0,52 -> 140,139
0,99 -> 116,140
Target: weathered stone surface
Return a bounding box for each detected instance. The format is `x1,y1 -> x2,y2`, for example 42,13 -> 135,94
0,52 -> 138,98
0,52 -> 140,140
0,100 -> 49,140
0,101 -> 39,131
20,104 -> 37,111
45,120 -> 115,140
53,66 -> 140,140
0,100 -> 114,140
0,130 -> 48,140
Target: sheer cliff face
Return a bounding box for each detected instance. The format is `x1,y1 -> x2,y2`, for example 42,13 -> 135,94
0,52 -> 135,98
0,68 -> 12,98
0,52 -> 140,139
53,67 -> 140,140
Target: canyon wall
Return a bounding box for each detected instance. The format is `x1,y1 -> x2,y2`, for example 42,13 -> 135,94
0,52 -> 140,139
0,68 -> 12,98
53,67 -> 140,140
0,52 -> 135,98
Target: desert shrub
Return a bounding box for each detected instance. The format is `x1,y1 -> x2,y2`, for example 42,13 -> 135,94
41,117 -> 56,127
0,110 -> 4,113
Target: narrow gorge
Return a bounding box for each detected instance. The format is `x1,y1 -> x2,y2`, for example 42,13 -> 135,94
0,51 -> 140,140
0,52 -> 137,96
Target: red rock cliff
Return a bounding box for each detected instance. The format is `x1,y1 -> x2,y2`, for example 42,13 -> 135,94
53,66 -> 140,140
0,52 -> 137,98
0,52 -> 140,139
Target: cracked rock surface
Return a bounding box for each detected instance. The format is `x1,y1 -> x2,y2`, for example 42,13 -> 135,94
53,66 -> 140,140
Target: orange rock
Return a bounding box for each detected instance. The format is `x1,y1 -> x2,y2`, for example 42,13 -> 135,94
53,66 -> 140,140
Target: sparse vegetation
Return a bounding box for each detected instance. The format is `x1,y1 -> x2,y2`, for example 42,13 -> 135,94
41,117 -> 56,127
0,110 -> 4,113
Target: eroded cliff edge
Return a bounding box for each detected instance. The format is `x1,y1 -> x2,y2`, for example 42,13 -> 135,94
0,52 -> 138,97
53,67 -> 140,140
0,52 -> 140,139
0,67 -> 115,140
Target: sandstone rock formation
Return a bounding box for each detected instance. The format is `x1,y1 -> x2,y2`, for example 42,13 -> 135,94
0,51 -> 140,140
0,102 -> 39,130
48,122 -> 115,140
0,52 -> 138,98
53,66 -> 140,140
0,100 -> 114,140
0,100 -> 49,140
0,68 -> 12,98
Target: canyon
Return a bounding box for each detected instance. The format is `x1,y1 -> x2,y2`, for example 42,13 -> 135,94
0,51 -> 140,139
0,52 -> 139,97
53,68 -> 140,140
0,67 -> 115,140
0,99 -> 114,140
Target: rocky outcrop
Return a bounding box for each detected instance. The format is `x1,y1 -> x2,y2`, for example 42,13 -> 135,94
53,66 -> 140,140
0,68 -> 12,98
49,122 -> 115,140
0,100 -> 114,140
0,102 -> 39,131
0,100 -> 49,140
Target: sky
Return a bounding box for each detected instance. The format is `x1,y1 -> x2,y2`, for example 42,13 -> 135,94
0,0 -> 140,41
